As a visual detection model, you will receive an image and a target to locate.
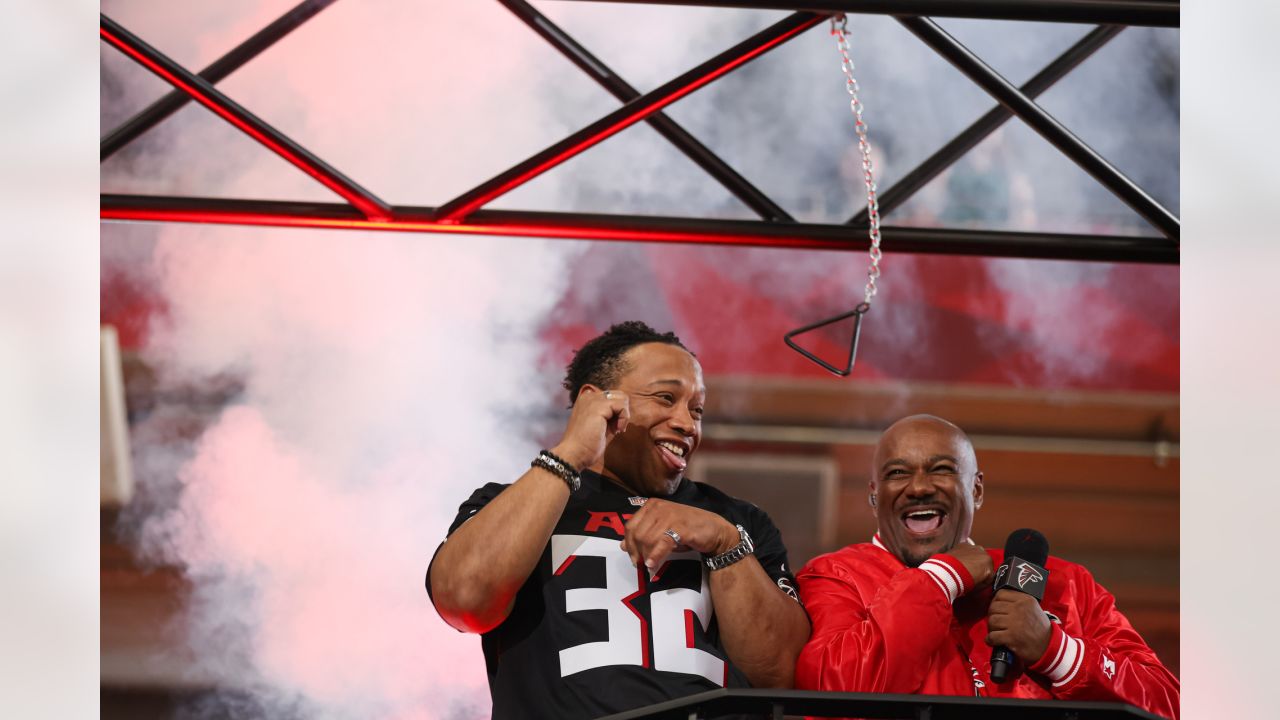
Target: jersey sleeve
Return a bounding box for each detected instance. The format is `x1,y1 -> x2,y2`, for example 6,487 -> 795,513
444,482 -> 509,535
795,551 -> 975,694
1027,567 -> 1180,719
425,482 -> 510,605
740,503 -> 801,604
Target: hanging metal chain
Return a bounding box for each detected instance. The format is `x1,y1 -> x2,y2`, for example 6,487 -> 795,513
831,13 -> 883,306
782,13 -> 883,377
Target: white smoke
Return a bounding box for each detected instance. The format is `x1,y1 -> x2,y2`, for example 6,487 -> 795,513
102,1 -> 588,717
105,221 -> 576,720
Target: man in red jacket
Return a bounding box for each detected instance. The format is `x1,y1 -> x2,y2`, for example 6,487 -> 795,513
795,414 -> 1179,719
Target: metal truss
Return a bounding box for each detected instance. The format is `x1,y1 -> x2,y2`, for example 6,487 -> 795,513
100,0 -> 340,161
100,0 -> 1180,263
557,0 -> 1180,27
101,11 -> 391,221
849,24 -> 1122,226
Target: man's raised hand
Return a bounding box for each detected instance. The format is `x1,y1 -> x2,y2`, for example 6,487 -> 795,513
552,386 -> 630,470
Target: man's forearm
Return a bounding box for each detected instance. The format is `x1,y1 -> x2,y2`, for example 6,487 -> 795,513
1031,625 -> 1180,718
709,557 -> 811,688
430,465 -> 571,633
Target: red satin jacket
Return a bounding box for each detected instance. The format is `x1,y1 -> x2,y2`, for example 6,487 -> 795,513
795,535 -> 1179,719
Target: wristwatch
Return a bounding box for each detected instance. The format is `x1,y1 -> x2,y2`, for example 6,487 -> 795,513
704,524 -> 754,571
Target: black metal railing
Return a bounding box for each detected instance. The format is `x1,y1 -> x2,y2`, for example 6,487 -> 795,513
594,688 -> 1167,720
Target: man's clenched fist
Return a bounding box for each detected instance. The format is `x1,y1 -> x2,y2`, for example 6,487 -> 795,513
985,589 -> 1052,667
945,542 -> 994,591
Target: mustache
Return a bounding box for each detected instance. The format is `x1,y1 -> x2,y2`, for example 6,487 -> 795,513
898,498 -> 949,512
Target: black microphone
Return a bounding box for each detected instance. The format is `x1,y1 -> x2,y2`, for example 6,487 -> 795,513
989,528 -> 1050,683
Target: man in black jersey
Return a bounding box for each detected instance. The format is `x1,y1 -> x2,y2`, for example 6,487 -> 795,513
428,321 -> 811,719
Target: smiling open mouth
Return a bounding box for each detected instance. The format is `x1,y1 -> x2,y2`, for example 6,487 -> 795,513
657,440 -> 685,458
902,509 -> 945,534
656,440 -> 688,471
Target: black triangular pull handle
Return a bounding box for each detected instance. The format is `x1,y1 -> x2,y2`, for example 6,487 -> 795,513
783,302 -> 870,377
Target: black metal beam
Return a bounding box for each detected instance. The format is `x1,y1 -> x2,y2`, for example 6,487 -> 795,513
101,194 -> 1178,264
898,17 -> 1178,240
101,0 -> 339,161
100,14 -> 392,221
549,0 -> 1180,28
499,0 -> 793,221
434,12 -> 824,223
851,24 -> 1123,226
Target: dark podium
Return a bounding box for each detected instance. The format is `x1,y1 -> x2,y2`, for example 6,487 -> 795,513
596,689 -> 1165,720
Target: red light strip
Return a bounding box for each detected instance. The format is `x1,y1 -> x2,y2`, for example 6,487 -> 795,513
100,16 -> 392,222
100,201 -> 859,251
100,196 -> 1179,263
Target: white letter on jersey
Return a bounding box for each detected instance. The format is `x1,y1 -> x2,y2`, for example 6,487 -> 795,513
552,535 -> 646,676
650,550 -> 726,686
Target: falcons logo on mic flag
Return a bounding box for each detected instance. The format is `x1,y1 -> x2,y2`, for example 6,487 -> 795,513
993,555 -> 1048,601
1016,562 -> 1044,589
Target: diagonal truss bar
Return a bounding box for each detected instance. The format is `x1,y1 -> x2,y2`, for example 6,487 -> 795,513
899,17 -> 1178,240
100,14 -> 392,221
102,195 -> 1179,263
101,0 -> 340,161
435,12 -> 824,224
550,0 -> 1180,28
851,24 -> 1123,226
499,0 -> 793,221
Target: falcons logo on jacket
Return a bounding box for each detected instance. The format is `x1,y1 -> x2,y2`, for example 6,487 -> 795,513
1016,562 -> 1044,588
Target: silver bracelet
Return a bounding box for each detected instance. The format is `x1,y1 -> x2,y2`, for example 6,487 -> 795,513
704,524 -> 754,571
531,450 -> 580,492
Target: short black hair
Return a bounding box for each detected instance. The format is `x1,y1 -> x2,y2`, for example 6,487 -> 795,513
563,321 -> 691,405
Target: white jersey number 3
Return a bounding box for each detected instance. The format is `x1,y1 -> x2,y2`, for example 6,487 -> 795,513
551,534 -> 725,685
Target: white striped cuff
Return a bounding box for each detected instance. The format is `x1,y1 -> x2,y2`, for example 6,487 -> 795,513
919,557 -> 966,604
1037,626 -> 1086,687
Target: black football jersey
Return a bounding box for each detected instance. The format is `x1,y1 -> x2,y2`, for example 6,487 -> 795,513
428,470 -> 800,719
